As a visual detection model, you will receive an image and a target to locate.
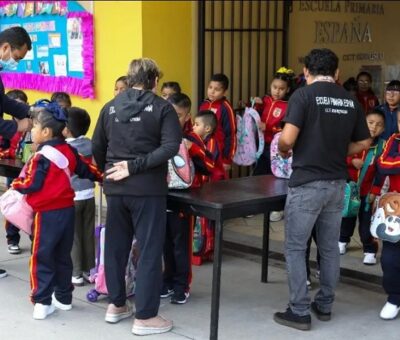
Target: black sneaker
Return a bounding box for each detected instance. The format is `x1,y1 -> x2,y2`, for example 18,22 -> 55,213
170,291 -> 189,304
273,307 -> 311,331
8,244 -> 21,255
160,285 -> 174,298
0,269 -> 7,279
311,302 -> 331,321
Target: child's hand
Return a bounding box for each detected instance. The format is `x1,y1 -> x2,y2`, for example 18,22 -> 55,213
279,149 -> 292,159
254,97 -> 263,105
352,158 -> 364,169
259,122 -> 266,131
183,138 -> 192,150
368,193 -> 376,204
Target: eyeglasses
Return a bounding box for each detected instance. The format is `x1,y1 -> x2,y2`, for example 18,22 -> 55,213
358,80 -> 370,84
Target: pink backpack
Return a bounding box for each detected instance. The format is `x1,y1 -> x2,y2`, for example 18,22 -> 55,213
233,107 -> 265,166
0,145 -> 70,235
270,132 -> 293,179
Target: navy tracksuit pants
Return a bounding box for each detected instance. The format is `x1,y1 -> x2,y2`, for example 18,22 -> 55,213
381,241 -> 400,306
163,211 -> 191,293
104,195 -> 166,320
30,207 -> 75,305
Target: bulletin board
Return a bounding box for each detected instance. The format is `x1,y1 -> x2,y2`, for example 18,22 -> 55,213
0,1 -> 95,98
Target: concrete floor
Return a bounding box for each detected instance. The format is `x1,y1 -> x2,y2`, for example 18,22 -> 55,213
0,220 -> 399,340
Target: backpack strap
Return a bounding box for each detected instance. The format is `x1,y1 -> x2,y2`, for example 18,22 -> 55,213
38,145 -> 70,177
357,148 -> 374,187
246,108 -> 265,160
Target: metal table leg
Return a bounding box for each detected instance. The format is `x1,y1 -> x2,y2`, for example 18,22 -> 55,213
210,217 -> 223,340
262,212 -> 270,283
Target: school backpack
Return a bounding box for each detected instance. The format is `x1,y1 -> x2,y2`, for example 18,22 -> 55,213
270,132 -> 292,179
233,107 -> 265,166
192,216 -> 214,266
167,141 -> 195,189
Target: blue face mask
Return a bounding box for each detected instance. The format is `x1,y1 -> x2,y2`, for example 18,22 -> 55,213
0,57 -> 18,71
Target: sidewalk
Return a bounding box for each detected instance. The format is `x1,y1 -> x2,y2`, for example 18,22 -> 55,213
0,224 -> 399,340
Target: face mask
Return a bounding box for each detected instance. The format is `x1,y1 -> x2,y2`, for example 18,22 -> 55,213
0,48 -> 19,71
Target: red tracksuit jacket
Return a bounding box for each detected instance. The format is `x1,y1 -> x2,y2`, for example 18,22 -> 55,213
199,97 -> 236,165
356,90 -> 379,115
256,96 -> 288,144
12,139 -> 102,212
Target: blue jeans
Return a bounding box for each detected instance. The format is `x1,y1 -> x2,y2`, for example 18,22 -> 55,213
284,179 -> 345,316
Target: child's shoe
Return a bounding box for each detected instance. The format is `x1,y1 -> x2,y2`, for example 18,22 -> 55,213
270,211 -> 284,222
7,244 -> 21,255
363,253 -> 377,265
72,275 -> 84,286
160,284 -> 174,298
52,293 -> 72,311
380,302 -> 400,320
338,242 -> 347,255
33,303 -> 55,320
171,291 -> 190,304
0,269 -> 7,279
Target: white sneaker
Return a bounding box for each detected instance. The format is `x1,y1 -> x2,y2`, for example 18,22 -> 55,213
363,253 -> 377,265
380,302 -> 400,320
270,211 -> 284,222
338,242 -> 347,255
52,293 -> 72,311
33,303 -> 55,320
72,276 -> 84,286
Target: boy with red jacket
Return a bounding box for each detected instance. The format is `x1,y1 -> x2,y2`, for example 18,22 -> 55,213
338,108 -> 385,264
199,73 -> 236,176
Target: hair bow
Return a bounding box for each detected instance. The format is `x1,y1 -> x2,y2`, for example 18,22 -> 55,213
276,67 -> 294,75
34,99 -> 68,122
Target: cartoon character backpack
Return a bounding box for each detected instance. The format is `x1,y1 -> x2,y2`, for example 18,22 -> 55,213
167,141 -> 195,189
270,132 -> 292,179
371,192 -> 400,243
192,216 -> 214,266
233,107 -> 265,166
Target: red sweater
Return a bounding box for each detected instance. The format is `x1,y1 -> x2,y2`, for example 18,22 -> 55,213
256,96 -> 288,144
12,139 -> 102,212
199,97 -> 236,165
0,131 -> 23,159
356,90 -> 379,114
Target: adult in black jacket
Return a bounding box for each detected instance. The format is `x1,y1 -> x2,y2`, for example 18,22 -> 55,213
0,26 -> 32,280
92,58 -> 181,336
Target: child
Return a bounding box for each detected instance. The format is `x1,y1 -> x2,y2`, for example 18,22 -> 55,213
11,100 -> 102,320
377,80 -> 400,140
355,71 -> 379,114
63,107 -> 96,286
3,89 -> 28,254
114,76 -> 128,97
161,93 -> 214,304
51,92 -> 72,109
373,109 -> 400,320
253,67 -> 294,177
253,67 -> 294,222
160,81 -> 181,100
338,108 -> 385,264
199,73 -> 236,176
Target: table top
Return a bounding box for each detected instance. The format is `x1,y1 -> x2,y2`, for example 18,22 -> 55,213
168,175 -> 288,210
0,158 -> 24,178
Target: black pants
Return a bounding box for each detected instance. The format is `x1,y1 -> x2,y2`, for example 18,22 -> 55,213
252,143 -> 271,176
105,195 -> 166,320
71,198 -> 95,276
30,207 -> 75,305
381,241 -> 400,306
163,211 -> 190,293
339,196 -> 377,253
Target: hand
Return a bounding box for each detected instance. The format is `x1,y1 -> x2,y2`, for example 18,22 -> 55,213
259,122 -> 266,131
352,158 -> 364,170
223,163 -> 231,171
16,118 -> 32,132
106,161 -> 130,181
254,97 -> 263,104
368,193 -> 376,204
279,149 -> 292,159
183,138 -> 192,150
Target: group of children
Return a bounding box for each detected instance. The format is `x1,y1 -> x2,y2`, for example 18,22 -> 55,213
2,68 -> 400,322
